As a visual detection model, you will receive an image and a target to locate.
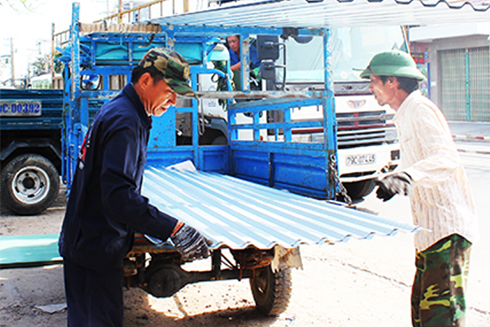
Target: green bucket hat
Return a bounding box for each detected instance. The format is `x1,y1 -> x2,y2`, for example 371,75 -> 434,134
360,50 -> 426,81
139,47 -> 197,98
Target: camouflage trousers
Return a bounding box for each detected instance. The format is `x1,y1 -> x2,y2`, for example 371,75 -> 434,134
411,234 -> 472,327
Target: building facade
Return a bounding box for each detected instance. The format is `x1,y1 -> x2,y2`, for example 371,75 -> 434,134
410,24 -> 490,122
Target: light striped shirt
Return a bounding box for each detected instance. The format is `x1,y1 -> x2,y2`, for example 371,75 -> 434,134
394,91 -> 479,251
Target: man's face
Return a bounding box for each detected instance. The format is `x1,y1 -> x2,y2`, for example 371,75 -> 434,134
227,35 -> 240,53
368,75 -> 396,108
142,77 -> 177,117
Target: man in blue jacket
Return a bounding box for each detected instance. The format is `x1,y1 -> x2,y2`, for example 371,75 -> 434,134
59,48 -> 210,327
226,34 -> 260,72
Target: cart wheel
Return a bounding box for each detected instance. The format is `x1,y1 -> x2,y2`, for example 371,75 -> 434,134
249,265 -> 292,316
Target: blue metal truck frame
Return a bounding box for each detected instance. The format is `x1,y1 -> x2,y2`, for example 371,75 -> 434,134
54,3 -> 342,315
62,11 -> 338,201
0,2 -> 423,317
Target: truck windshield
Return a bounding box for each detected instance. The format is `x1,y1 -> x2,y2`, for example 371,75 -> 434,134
281,26 -> 407,82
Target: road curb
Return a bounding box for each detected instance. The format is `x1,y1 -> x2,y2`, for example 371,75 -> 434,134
457,148 -> 490,155
453,135 -> 490,142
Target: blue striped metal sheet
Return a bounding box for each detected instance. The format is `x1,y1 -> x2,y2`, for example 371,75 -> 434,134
142,165 -> 419,250
148,0 -> 490,29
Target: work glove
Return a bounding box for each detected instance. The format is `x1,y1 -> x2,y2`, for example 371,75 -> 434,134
170,222 -> 212,262
375,172 -> 412,202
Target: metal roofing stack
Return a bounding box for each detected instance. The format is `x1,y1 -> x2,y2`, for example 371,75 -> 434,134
148,0 -> 490,29
142,165 -> 420,250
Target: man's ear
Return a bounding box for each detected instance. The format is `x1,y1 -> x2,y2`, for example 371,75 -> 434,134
387,76 -> 399,89
139,72 -> 153,90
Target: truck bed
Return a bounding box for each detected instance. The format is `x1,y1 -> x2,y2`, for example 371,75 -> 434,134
0,89 -> 64,131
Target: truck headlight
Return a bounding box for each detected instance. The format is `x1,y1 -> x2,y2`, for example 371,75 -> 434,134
385,128 -> 398,142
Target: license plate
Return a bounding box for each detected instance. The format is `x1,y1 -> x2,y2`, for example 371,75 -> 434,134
346,154 -> 376,166
0,100 -> 42,117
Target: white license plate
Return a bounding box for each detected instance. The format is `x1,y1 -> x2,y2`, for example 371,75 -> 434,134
346,154 -> 376,166
0,100 -> 42,117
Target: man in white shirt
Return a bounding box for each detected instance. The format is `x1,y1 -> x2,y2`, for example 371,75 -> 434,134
360,50 -> 479,327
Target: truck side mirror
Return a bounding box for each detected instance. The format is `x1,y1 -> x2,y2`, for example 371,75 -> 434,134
257,35 -> 280,61
260,62 -> 276,80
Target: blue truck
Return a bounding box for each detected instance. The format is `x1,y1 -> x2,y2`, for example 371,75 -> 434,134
0,89 -> 102,215
0,89 -> 64,215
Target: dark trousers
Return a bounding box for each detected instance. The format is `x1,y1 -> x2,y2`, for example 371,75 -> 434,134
63,258 -> 124,327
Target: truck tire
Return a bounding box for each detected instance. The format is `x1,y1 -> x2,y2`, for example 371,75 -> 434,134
1,154 -> 60,215
344,180 -> 376,199
250,265 -> 292,316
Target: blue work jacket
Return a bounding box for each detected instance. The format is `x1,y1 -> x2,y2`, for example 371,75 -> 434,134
59,84 -> 178,270
229,44 -> 260,69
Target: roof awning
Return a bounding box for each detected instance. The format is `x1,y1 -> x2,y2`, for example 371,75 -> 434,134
148,0 -> 490,30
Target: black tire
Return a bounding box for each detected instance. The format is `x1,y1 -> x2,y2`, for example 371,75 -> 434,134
250,265 -> 292,316
1,154 -> 60,215
344,180 -> 376,199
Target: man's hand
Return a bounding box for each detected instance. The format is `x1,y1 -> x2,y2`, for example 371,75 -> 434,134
375,172 -> 412,202
170,223 -> 212,262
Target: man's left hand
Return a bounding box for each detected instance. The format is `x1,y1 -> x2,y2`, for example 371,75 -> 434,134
375,172 -> 412,202
170,223 -> 212,262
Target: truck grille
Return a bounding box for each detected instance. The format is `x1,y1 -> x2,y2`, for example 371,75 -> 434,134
336,110 -> 397,149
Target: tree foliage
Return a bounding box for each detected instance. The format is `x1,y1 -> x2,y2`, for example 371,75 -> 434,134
0,0 -> 35,10
30,53 -> 52,76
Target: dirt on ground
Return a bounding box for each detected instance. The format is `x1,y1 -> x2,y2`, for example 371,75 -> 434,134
1,188 -> 489,327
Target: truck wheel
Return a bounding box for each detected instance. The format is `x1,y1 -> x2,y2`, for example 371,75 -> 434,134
250,265 -> 292,316
1,154 -> 60,215
344,180 -> 376,199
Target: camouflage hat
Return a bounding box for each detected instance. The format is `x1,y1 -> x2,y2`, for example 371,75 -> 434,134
139,47 -> 196,98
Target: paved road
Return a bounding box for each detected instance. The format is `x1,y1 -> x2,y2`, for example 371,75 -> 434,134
352,145 -> 490,326
0,133 -> 488,326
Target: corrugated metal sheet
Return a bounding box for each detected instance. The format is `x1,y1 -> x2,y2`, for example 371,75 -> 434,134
148,0 -> 490,29
142,164 -> 420,250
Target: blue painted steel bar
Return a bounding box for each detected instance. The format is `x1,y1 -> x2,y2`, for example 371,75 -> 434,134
155,24 -> 326,38
68,2 -> 82,189
324,30 -> 337,199
284,105 -> 292,142
228,98 -> 324,113
197,90 -> 325,99
229,141 -> 326,156
61,68 -> 71,185
253,111 -> 261,141
232,121 -> 323,131
190,69 -> 200,169
70,3 -> 80,102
